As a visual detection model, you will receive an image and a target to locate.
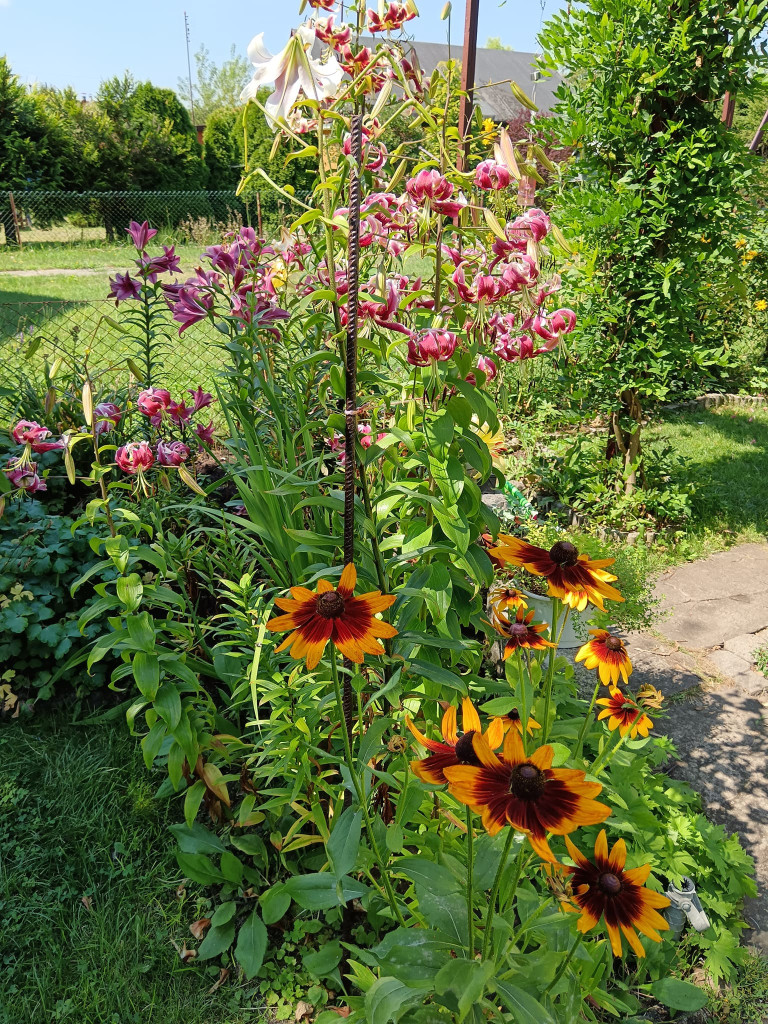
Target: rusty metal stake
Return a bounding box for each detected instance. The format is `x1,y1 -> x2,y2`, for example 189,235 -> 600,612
342,109 -> 365,749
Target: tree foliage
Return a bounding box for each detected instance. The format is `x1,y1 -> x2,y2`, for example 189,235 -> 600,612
177,45 -> 250,124
540,0 -> 768,490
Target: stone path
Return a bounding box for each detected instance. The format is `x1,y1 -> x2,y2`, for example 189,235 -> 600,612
628,544 -> 768,950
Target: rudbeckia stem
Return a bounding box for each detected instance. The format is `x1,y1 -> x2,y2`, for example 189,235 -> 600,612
590,730 -> 629,776
547,931 -> 584,993
481,828 -> 516,960
574,678 -> 602,759
330,647 -> 405,925
465,806 -> 475,957
542,598 -> 569,742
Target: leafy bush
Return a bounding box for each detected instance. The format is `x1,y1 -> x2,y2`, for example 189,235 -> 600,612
0,500 -> 111,700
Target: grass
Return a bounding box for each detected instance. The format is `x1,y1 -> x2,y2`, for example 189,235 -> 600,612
0,242 -> 206,274
645,404 -> 768,560
0,715 -> 258,1024
0,274 -> 113,302
707,951 -> 768,1022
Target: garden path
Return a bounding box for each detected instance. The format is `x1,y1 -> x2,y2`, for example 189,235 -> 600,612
627,543 -> 768,951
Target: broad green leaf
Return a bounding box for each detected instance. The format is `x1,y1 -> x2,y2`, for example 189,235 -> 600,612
169,823 -> 225,856
141,721 -> 166,769
284,873 -> 367,910
260,884 -> 291,925
176,851 -> 225,886
220,850 -> 244,886
154,681 -> 181,729
327,807 -> 362,881
133,651 -> 160,700
303,940 -> 343,978
365,977 -> 422,1024
116,573 -> 142,612
396,857 -> 462,895
495,981 -> 556,1024
211,901 -> 237,926
435,959 -> 494,1022
649,978 -> 708,1012
235,909 -> 268,979
197,919 -> 236,960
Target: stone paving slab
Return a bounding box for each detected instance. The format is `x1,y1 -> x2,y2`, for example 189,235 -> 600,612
662,687 -> 768,950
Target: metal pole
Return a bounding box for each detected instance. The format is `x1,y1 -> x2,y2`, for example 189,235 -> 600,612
8,192 -> 22,248
457,0 -> 481,172
721,91 -> 735,127
749,107 -> 768,152
184,12 -> 197,125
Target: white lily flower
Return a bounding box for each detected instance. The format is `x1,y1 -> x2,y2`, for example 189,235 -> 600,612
241,22 -> 344,130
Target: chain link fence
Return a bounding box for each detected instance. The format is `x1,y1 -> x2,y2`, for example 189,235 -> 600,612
0,300 -> 227,417
0,189 -> 308,247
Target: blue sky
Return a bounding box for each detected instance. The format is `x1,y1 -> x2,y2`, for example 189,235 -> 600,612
1,0 -> 556,98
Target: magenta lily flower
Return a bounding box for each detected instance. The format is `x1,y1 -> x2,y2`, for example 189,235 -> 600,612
126,220 -> 158,251
107,272 -> 141,305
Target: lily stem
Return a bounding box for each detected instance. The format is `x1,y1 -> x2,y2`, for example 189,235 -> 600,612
329,648 -> 405,925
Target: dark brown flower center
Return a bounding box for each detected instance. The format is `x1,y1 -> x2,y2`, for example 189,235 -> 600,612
510,623 -> 529,638
509,709 -> 521,721
598,872 -> 622,895
549,541 -> 579,567
509,762 -> 546,800
605,636 -> 623,652
454,731 -> 481,766
317,590 -> 345,618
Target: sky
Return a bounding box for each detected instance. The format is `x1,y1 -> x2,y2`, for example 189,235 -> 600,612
0,0 -> 557,99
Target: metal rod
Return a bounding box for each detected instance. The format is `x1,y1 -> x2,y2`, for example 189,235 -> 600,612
184,12 -> 197,125
457,0 -> 481,172
342,109 -> 365,745
721,91 -> 735,127
749,107 -> 768,152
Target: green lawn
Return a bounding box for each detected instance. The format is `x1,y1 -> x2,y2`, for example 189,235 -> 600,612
0,273 -> 114,302
0,242 -> 205,274
646,404 -> 768,559
0,716 -> 257,1024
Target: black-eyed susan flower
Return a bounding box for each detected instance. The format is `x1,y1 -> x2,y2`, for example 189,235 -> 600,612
596,687 -> 652,738
491,707 -> 541,737
443,729 -> 611,862
489,535 -> 623,612
494,605 -> 556,658
266,563 -> 396,670
406,697 -> 505,785
575,629 -> 632,686
563,830 -> 670,958
489,584 -> 528,619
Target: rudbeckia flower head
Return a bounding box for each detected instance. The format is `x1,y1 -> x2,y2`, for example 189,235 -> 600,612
575,629 -> 632,686
564,830 -> 670,958
488,534 -> 624,612
266,563 -> 396,670
405,697 -> 505,785
597,687 -> 653,739
444,729 -> 611,862
493,605 -> 556,658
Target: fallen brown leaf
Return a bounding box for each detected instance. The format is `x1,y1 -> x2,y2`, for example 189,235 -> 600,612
81,895 -> 94,912
295,1000 -> 313,1022
190,917 -> 211,940
327,1008 -> 351,1018
208,967 -> 230,994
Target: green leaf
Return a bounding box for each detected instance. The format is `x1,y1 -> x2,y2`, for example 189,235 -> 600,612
396,857 -> 461,895
260,884 -> 291,925
235,909 -> 268,979
169,823 -> 225,856
133,651 -> 160,700
220,850 -> 244,886
141,721 -> 166,769
435,959 -> 494,1022
176,851 -> 225,886
184,779 -> 206,828
649,979 -> 708,1012
406,658 -> 466,693
116,572 -> 143,612
211,901 -> 237,926
495,981 -> 556,1024
126,611 -> 156,653
154,681 -> 181,729
197,919 -> 236,960
365,977 -> 422,1024
385,824 -> 405,853
284,873 -> 367,910
303,940 -> 343,979
327,807 -> 362,881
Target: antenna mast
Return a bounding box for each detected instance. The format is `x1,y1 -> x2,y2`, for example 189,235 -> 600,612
184,11 -> 197,123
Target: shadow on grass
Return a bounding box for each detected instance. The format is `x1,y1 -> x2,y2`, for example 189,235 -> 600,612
661,407 -> 768,538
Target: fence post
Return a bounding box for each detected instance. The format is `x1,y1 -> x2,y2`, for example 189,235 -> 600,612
6,192 -> 22,247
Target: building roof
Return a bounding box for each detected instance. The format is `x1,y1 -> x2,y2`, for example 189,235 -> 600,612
408,42 -> 561,121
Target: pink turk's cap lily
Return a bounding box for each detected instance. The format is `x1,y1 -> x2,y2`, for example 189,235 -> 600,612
126,221 -> 158,251
12,420 -> 51,445
115,441 -> 155,475
156,440 -> 190,467
93,402 -> 123,436
532,308 -> 577,345
367,3 -> 417,32
477,354 -> 498,381
406,328 -> 459,366
137,389 -> 172,418
194,420 -> 215,446
474,160 -> 511,191
5,461 -> 46,493
188,387 -> 214,412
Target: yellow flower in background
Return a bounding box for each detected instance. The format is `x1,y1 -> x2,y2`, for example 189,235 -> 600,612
755,299 -> 767,311
735,237 -> 747,249
745,250 -> 759,261
482,117 -> 497,143
700,235 -> 711,243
